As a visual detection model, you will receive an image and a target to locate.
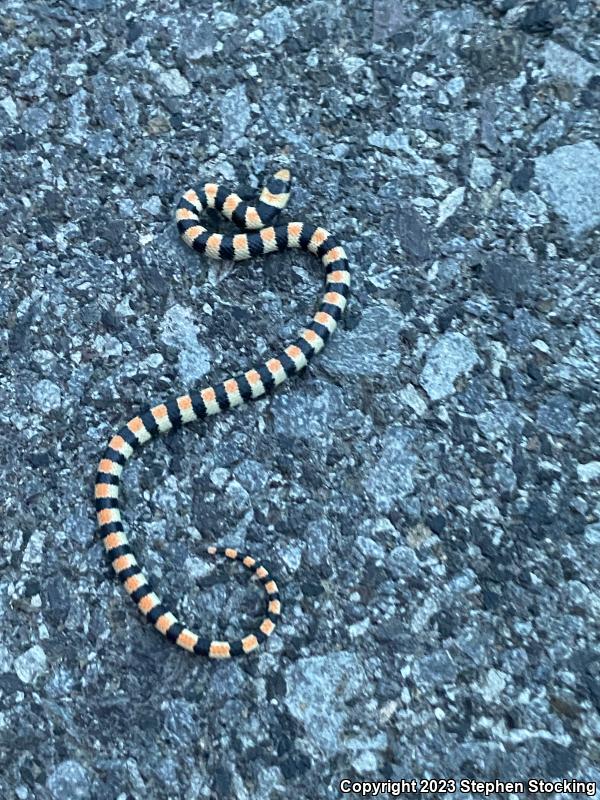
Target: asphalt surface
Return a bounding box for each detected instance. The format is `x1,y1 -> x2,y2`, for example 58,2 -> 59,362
1,1 -> 599,798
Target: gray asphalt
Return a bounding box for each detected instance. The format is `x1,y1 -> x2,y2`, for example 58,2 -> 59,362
1,1 -> 599,798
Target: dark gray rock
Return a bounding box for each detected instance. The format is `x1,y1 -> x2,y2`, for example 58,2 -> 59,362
47,761 -> 92,800
535,141 -> 600,237
320,304 -> 405,377
542,41 -> 597,88
420,332 -> 479,400
537,394 -> 576,436
221,84 -> 251,148
482,255 -> 535,302
270,380 -> 346,440
260,7 -> 297,45
285,652 -> 368,755
393,208 -> 432,263
13,644 -> 47,684
363,426 -> 417,513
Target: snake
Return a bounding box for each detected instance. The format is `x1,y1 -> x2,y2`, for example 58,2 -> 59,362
94,167 -> 350,658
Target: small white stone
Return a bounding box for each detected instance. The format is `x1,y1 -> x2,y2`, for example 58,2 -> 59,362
427,175 -> 450,197
412,71 -> 435,87
22,530 -> 45,565
0,645 -> 13,672
32,349 -> 56,372
0,95 -> 18,120
379,700 -> 397,723
446,76 -> 465,96
141,195 -> 162,215
117,198 -> 135,217
259,6 -> 296,45
32,379 -> 61,412
584,523 -> 600,546
470,157 -> 494,189
65,61 -> 87,78
436,186 -> 465,227
94,334 -> 122,357
367,129 -> 413,155
214,10 -> 238,29
480,668 -> 508,701
356,535 -> 385,560
532,339 -> 550,354
577,462 -> 600,483
115,295 -> 136,317
277,540 -> 304,572
332,143 -> 349,159
348,618 -> 370,638
306,50 -> 319,68
399,384 -> 428,415
142,353 -> 164,370
185,556 -> 213,580
352,750 -> 378,774
210,467 -> 230,489
543,41 -> 596,88
344,56 -> 365,75
158,68 -> 190,97
14,645 -> 47,684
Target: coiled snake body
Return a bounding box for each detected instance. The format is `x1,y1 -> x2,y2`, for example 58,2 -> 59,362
95,168 -> 350,658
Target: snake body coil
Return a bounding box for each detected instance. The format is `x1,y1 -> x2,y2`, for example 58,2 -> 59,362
95,168 -> 350,658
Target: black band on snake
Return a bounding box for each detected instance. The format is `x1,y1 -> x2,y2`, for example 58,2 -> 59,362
94,168 -> 351,658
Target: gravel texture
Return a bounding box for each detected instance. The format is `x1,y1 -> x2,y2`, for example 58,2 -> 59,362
1,1 -> 599,798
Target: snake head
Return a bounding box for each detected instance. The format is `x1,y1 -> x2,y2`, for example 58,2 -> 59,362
257,168 -> 293,222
